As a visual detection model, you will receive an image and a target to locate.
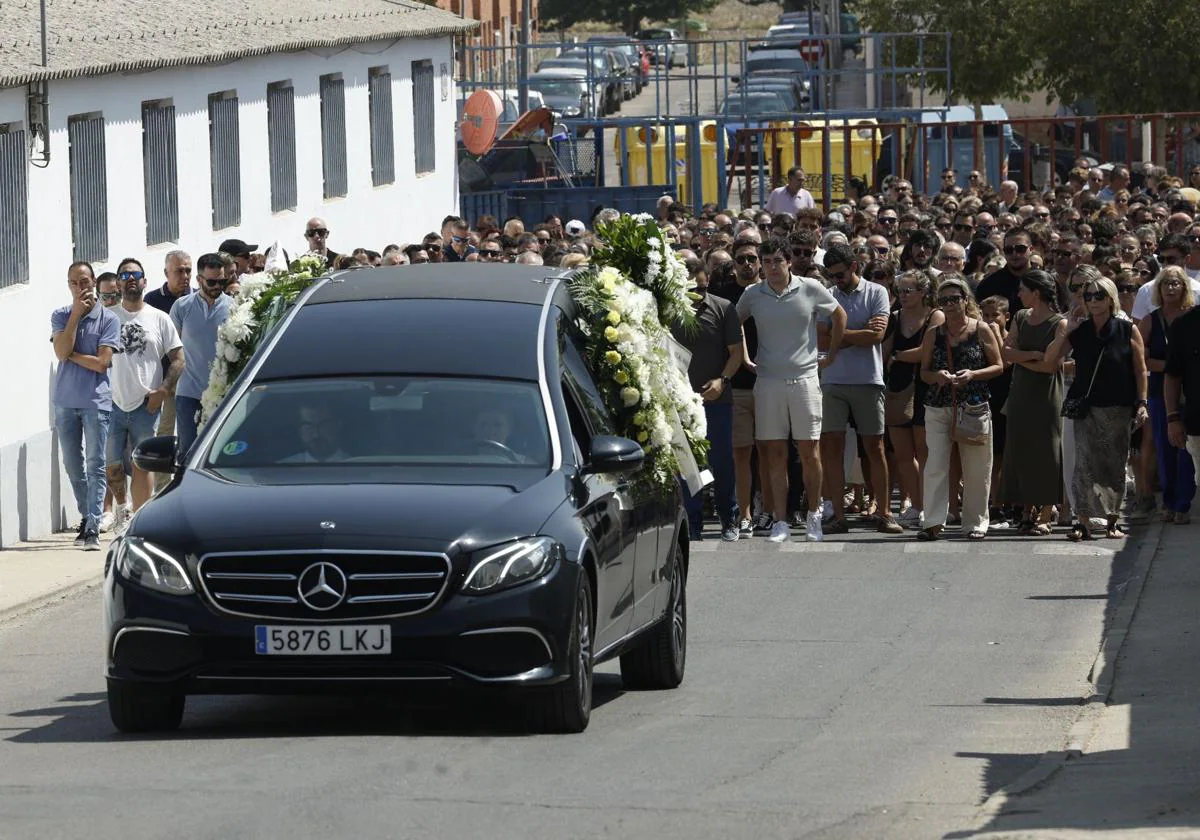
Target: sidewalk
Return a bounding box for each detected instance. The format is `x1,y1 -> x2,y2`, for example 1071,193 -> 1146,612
0,531 -> 108,620
969,520 -> 1200,837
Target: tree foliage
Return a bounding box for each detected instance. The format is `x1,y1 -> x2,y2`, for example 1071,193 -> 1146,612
539,0 -> 717,36
856,0 -> 1040,109
1036,0 -> 1200,114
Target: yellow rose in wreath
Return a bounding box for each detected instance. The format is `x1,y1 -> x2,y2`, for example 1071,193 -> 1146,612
614,370 -> 629,385
604,326 -> 620,342
605,350 -> 622,365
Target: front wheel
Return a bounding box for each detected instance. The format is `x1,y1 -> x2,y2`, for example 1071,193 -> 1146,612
620,540 -> 686,689
108,679 -> 185,733
530,568 -> 593,733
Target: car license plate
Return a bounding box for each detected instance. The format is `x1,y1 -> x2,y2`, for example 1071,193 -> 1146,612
254,625 -> 391,656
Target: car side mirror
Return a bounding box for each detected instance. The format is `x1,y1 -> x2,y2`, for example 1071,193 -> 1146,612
582,435 -> 645,475
133,435 -> 181,474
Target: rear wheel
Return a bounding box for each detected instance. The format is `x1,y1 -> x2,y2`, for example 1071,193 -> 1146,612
530,569 -> 593,733
620,540 -> 686,689
107,679 -> 185,733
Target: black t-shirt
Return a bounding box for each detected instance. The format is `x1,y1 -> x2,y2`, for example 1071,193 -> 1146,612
1165,307 -> 1200,434
671,293 -> 741,404
720,281 -> 758,390
1068,316 -> 1136,408
975,266 -> 1024,316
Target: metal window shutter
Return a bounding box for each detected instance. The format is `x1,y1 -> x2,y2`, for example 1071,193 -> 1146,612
142,103 -> 179,246
0,127 -> 29,287
209,94 -> 242,231
320,76 -> 348,199
369,69 -> 396,186
267,84 -> 298,213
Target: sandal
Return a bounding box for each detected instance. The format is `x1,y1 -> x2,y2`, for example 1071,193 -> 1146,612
1067,524 -> 1093,542
967,530 -> 987,540
1031,523 -> 1052,536
1106,524 -> 1127,539
1016,520 -> 1035,536
917,526 -> 942,541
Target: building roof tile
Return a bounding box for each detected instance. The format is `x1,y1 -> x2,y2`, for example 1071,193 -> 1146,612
1,0 -> 476,87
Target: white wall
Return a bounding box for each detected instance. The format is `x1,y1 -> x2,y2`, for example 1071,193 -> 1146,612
0,36 -> 458,545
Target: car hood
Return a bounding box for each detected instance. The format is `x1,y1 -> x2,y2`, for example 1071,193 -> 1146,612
131,469 -> 571,554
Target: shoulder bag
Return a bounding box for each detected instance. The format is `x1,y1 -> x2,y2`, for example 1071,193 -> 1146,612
1061,345 -> 1104,420
946,325 -> 991,446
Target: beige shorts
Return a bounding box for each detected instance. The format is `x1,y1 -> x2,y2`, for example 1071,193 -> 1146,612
754,375 -> 823,441
733,389 -> 756,448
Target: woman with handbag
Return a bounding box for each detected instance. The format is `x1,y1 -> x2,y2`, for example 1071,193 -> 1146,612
884,270 -> 943,528
916,275 -> 1005,541
998,271 -> 1068,535
1137,265 -> 1196,523
1046,269 -> 1150,541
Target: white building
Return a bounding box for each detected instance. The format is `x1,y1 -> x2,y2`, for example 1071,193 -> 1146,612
0,0 -> 476,546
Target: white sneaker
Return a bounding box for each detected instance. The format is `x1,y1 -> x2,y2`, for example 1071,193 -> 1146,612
99,510 -> 115,533
112,504 -> 132,536
767,521 -> 791,543
806,512 -> 824,541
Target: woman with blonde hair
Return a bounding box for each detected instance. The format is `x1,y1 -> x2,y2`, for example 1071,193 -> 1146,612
1138,265 -> 1196,523
1046,267 -> 1150,540
916,274 -> 1005,540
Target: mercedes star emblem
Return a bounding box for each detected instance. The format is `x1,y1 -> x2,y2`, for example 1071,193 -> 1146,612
297,561 -> 348,611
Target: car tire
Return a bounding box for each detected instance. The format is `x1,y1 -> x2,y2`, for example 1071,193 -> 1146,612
620,540 -> 686,690
107,678 -> 185,733
530,568 -> 593,733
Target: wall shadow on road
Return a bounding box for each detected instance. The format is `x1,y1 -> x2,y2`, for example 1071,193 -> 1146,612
945,522 -> 1200,836
6,674 -> 627,743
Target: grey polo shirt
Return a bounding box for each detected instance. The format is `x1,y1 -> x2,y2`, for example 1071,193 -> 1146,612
735,275 -> 838,381
170,292 -> 232,400
821,278 -> 890,386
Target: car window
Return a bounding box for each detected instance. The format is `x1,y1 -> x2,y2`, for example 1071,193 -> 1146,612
206,376 -> 551,469
558,317 -> 616,437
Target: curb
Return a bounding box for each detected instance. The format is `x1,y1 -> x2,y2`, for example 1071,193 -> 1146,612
0,573 -> 104,626
964,517 -> 1164,832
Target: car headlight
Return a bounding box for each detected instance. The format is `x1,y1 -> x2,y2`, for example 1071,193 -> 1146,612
114,537 -> 194,595
462,537 -> 560,594
563,106 -> 581,116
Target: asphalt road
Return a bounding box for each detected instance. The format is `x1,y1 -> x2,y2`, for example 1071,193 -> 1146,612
0,524 -> 1137,840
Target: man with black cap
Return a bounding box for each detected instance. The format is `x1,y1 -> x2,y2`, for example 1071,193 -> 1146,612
218,238 -> 257,278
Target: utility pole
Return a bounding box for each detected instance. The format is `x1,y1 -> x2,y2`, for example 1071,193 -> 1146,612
518,0 -> 531,112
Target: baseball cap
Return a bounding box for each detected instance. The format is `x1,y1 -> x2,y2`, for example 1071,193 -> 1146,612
565,219 -> 586,237
218,238 -> 258,256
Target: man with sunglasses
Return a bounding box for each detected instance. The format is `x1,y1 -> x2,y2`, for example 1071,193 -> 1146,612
478,242 -> 504,262
442,218 -> 478,263
170,253 -> 232,458
788,230 -> 821,279
302,218 -> 339,268
876,209 -> 900,244
950,212 -> 975,248
817,243 -> 900,535
52,261 -> 122,550
108,257 -> 183,530
765,166 -> 815,215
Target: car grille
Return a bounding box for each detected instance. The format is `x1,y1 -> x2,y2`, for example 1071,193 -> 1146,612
197,551 -> 452,621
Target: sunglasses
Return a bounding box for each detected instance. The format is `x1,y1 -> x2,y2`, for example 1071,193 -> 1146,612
1034,212 -> 1051,219
117,271 -> 144,281
896,285 -> 919,294
99,290 -> 122,300
794,248 -> 815,257
734,254 -> 759,264
699,227 -> 717,235
758,223 -> 772,231
1082,291 -> 1107,302
825,268 -> 850,280
873,246 -> 890,255
937,295 -> 964,305
1052,249 -> 1075,259
953,224 -> 973,232
878,217 -> 897,224
936,222 -> 953,230
480,250 -> 501,258
452,235 -> 468,243
1003,244 -> 1030,255
305,229 -> 329,237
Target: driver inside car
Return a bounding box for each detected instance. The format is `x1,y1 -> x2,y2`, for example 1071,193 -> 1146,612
471,407 -> 530,462
283,404 -> 350,463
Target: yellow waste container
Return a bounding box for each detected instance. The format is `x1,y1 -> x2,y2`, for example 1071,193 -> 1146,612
615,123 -> 722,207
760,119 -> 880,204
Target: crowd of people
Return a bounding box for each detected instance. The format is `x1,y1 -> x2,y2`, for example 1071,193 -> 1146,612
48,158 -> 1200,549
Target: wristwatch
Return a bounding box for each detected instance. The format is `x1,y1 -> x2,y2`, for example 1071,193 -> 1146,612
1135,399 -> 1148,409
721,376 -> 731,386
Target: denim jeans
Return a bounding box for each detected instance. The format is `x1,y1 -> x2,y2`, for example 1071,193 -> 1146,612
54,406 -> 110,532
107,399 -> 160,467
175,395 -> 203,461
686,401 -> 737,532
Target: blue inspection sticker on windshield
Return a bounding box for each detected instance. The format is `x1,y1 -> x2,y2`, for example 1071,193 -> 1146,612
222,441 -> 249,457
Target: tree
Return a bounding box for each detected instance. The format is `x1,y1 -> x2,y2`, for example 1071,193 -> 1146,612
855,0 -> 1040,113
539,0 -> 717,36
1035,0 -> 1200,114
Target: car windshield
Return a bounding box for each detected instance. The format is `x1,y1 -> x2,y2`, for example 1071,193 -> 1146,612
206,376 -> 551,471
529,79 -> 586,98
722,94 -> 787,117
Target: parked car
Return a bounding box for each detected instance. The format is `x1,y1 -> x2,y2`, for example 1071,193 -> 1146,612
105,265 -> 690,735
586,36 -> 648,88
608,49 -> 639,100
739,73 -> 811,109
537,57 -> 616,115
526,69 -> 603,124
554,49 -> 624,114
721,90 -> 792,152
742,48 -> 820,109
638,28 -> 688,67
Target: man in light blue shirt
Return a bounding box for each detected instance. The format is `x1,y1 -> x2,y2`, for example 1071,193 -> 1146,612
170,253 -> 232,457
818,243 -> 903,535
51,261 -> 122,549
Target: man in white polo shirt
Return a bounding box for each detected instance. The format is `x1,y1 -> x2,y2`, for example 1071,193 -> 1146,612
765,166 -> 816,216
736,236 -> 846,543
